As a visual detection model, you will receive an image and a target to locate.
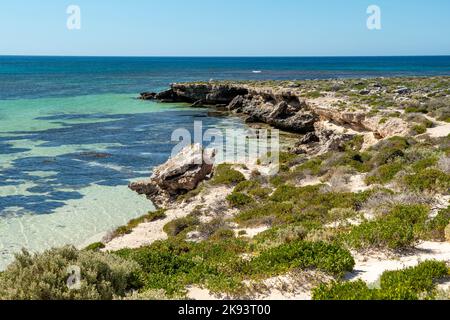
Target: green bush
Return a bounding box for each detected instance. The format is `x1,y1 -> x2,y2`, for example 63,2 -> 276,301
212,164 -> 246,186
365,162 -> 403,185
313,260 -> 448,300
295,158 -> 323,175
0,246 -> 140,300
379,260 -> 448,300
250,240 -> 355,277
249,187 -> 272,199
115,239 -> 248,295
421,206 -> 450,241
163,215 -> 199,237
226,192 -> 254,207
313,280 -> 375,300
210,229 -> 236,241
84,242 -> 106,251
343,205 -> 429,249
234,180 -> 260,193
412,124 -> 427,135
403,168 -> 450,193
235,202 -> 293,225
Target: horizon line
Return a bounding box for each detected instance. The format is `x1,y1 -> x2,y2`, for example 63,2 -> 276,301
1,54 -> 450,59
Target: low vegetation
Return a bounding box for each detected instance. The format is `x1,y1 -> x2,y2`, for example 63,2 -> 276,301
313,260 -> 449,300
1,77 -> 449,300
0,246 -> 140,300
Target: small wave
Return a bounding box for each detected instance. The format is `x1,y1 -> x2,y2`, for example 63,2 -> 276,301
252,70 -> 262,74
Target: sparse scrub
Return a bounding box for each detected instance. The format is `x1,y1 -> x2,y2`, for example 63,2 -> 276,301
313,261 -> 448,300
0,246 -> 141,300
342,205 -> 429,250
163,215 -> 200,237
403,168 -> 450,193
212,164 -> 246,186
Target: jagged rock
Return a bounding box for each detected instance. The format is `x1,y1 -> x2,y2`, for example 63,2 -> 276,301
298,121 -> 357,155
227,95 -> 245,112
269,112 -> 318,133
140,92 -> 157,100
268,101 -> 289,119
300,132 -> 320,144
129,144 -> 216,207
362,116 -> 410,138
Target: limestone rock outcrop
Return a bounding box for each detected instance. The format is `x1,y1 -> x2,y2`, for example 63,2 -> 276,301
129,144 -> 215,207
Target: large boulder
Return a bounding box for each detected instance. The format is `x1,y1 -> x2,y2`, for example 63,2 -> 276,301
129,144 -> 216,207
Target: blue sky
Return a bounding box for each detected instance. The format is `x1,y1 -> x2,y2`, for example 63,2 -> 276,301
1,0 -> 449,56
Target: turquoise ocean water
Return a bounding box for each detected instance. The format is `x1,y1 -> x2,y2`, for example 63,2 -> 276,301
0,56 -> 449,269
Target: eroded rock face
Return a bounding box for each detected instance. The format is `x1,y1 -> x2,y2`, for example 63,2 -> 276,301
156,83 -> 249,105
155,83 -> 318,134
149,82 -> 414,155
295,121 -> 358,155
129,144 -> 216,207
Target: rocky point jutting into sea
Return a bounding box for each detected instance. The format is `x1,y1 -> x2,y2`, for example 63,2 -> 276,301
132,79 -> 435,207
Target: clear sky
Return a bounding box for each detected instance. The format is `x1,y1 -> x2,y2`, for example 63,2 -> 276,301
1,0 -> 449,56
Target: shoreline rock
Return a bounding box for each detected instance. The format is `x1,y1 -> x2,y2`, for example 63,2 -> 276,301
129,144 -> 216,207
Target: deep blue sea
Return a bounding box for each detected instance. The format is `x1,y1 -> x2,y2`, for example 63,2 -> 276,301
0,56 -> 449,269
1,56 -> 449,100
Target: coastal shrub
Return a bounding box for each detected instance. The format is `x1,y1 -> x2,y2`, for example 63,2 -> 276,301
112,210 -> 167,237
365,162 -> 403,185
320,151 -> 371,174
379,260 -> 448,300
234,180 -> 260,193
212,164 -> 246,186
412,124 -> 427,135
411,156 -> 438,172
210,229 -> 235,241
249,187 -> 272,200
421,206 -> 450,241
115,239 -> 249,295
368,136 -> 413,167
85,242 -> 106,251
294,158 -> 323,175
403,168 -> 450,193
226,192 -> 254,208
312,261 -> 448,300
235,202 -> 294,225
250,241 -> 355,277
343,204 -> 429,250
312,280 -> 375,300
254,224 -> 311,249
197,218 -> 227,239
163,215 -> 200,237
0,246 -> 140,300
237,184 -> 371,226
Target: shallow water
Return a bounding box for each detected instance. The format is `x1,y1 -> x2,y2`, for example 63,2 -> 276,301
0,93 -> 247,269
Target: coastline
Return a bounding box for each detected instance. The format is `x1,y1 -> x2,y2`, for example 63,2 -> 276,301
95,76 -> 450,299
2,75 -> 449,300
